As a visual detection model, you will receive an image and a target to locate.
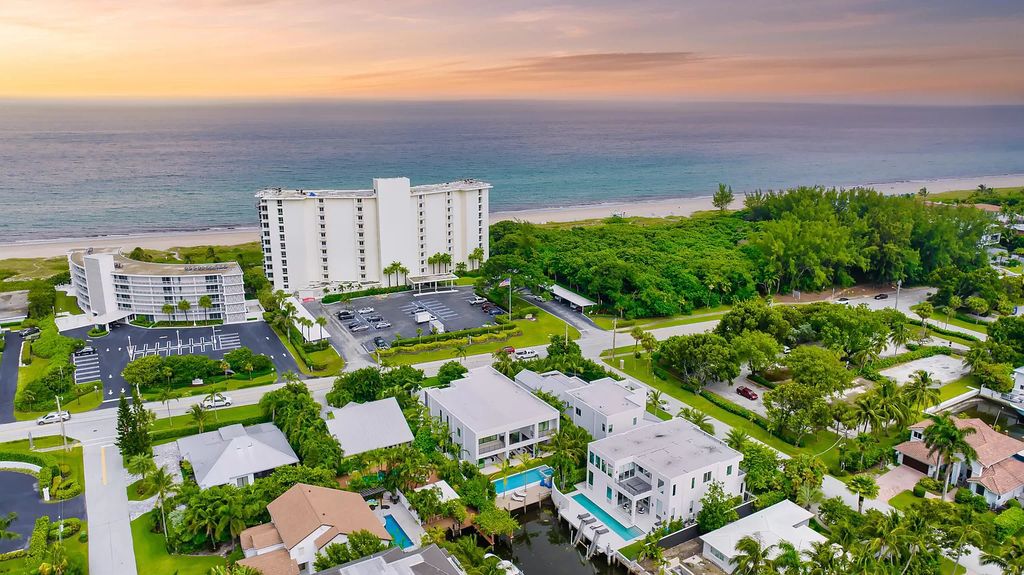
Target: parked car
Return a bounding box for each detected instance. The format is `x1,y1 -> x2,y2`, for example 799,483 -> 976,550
374,321 -> 392,329
488,308 -> 506,316
736,386 -> 759,400
514,349 -> 539,360
481,303 -> 494,310
365,314 -> 383,323
350,324 -> 369,333
873,293 -> 889,300
110,322 -> 123,329
356,307 -> 375,314
201,394 -> 232,409
347,321 -> 363,329
469,296 -> 487,305
373,336 -> 390,350
18,326 -> 40,337
36,411 -> 70,425
73,347 -> 96,357
336,310 -> 354,319
501,346 -> 515,355
836,297 -> 851,305
529,294 -> 545,301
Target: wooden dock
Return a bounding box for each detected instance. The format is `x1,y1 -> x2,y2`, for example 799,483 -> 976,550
497,484 -> 551,512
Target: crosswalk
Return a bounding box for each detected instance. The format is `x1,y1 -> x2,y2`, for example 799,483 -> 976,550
73,354 -> 101,384
128,330 -> 241,360
400,299 -> 459,321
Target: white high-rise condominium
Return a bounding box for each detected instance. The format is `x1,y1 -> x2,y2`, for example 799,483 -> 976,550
255,177 -> 490,293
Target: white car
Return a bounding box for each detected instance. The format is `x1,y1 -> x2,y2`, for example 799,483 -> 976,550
201,394 -> 232,409
356,307 -> 375,314
514,349 -> 539,360
37,411 -> 70,425
374,321 -> 392,329
469,296 -> 487,305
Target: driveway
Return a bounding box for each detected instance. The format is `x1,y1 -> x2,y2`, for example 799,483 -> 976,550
0,470 -> 87,553
875,465 -> 926,502
704,375 -> 769,417
0,332 -> 21,423
62,322 -> 297,405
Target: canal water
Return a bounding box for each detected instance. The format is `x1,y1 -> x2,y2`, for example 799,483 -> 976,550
490,502 -> 628,575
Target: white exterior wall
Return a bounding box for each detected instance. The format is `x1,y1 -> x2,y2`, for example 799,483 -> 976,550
257,179 -> 490,292
69,253 -> 246,324
289,527 -> 347,574
569,400 -> 645,440
702,541 -> 737,574
584,446 -> 743,527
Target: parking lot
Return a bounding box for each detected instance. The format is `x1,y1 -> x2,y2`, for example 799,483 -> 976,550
62,322 -> 297,405
320,286 -> 501,352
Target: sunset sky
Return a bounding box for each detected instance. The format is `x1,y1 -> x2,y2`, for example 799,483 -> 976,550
3,0 -> 1023,103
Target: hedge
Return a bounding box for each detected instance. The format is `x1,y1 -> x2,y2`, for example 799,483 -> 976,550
996,507 -> 1024,541
862,346 -> 953,381
48,518 -> 82,541
0,450 -> 47,468
377,329 -> 521,357
390,323 -> 516,348
697,389 -> 797,446
87,328 -> 109,337
26,516 -> 50,562
20,341 -> 31,365
322,285 -> 410,304
38,466 -> 52,495
150,414 -> 270,442
748,374 -> 776,389
906,319 -> 981,342
0,549 -> 26,561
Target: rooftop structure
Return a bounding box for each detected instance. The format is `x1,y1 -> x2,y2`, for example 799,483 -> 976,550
592,417 -> 738,477
325,397 -> 414,457
312,544 -> 466,575
700,500 -> 827,574
546,284 -> 597,309
177,423 -> 299,489
514,369 -> 647,440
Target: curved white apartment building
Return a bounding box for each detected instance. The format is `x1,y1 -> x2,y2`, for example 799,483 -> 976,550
255,177 -> 490,292
68,248 -> 246,324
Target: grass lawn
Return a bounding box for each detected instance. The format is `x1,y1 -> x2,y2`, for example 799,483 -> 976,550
54,291 -> 83,315
923,327 -> 977,347
940,315 -> 989,335
0,521 -> 91,574
648,405 -> 672,421
15,388 -> 104,421
127,477 -> 158,501
141,372 -> 278,402
888,489 -> 920,511
929,186 -> 1023,202
454,276 -> 479,286
0,256 -> 69,281
132,511 -> 223,575
271,326 -> 344,376
592,305 -> 731,331
152,403 -> 263,432
0,436 -> 85,502
937,376 -> 979,402
382,307 -> 580,367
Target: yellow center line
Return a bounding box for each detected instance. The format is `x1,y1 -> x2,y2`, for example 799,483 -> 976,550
101,446 -> 107,485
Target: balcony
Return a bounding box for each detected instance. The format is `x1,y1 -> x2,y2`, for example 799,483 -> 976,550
618,475 -> 653,497
478,439 -> 506,454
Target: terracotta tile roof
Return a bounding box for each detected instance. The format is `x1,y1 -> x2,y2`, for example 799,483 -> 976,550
267,483 -> 391,550
240,522 -> 283,551
895,440 -> 941,466
237,549 -> 299,575
970,457 -> 1024,496
908,418 -> 1024,467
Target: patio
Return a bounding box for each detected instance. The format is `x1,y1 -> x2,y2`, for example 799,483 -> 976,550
877,465 -> 925,502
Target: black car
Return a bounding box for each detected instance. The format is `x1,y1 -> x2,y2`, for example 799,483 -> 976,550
873,293 -> 889,300
373,336 -> 389,348
488,308 -> 506,316
365,314 -> 383,323
73,347 -> 96,357
336,310 -> 354,319
18,326 -> 40,337
346,320 -> 363,329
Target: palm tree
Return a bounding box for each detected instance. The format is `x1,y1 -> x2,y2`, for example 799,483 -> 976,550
946,505 -> 987,574
677,407 -> 714,434
214,491 -> 250,543
315,316 -> 327,340
126,454 -> 156,492
802,541 -> 842,575
630,326 -> 646,353
183,501 -> 220,551
397,264 -> 409,286
847,474 -> 879,514
468,247 -> 484,270
498,457 -> 514,495
647,390 -> 665,415
636,531 -> 665,570
198,295 -> 213,323
922,413 -> 978,497
902,370 -> 940,412
853,394 -> 883,435
161,303 -> 176,322
491,350 -> 517,378
0,512 -> 19,541
453,343 -> 468,365
725,428 -> 750,451
945,295 -> 963,328
189,404 -> 209,433
157,386 -> 179,424
149,465 -> 178,542
439,253 -> 452,273
178,299 -> 192,325
383,261 -> 400,287
795,482 -> 823,511
732,535 -> 774,575
770,541 -> 803,575
981,537 -> 1024,575
243,361 -> 254,380
888,321 -> 913,356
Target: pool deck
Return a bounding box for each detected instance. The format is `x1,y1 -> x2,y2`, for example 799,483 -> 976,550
373,499 -> 425,550
497,483 -> 552,512
556,489 -> 647,553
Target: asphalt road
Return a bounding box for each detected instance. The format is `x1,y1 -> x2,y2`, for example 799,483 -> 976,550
0,332 -> 22,423
0,470 -> 87,553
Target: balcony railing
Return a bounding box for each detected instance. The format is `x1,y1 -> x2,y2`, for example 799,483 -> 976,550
618,475 -> 653,497
478,439 -> 506,454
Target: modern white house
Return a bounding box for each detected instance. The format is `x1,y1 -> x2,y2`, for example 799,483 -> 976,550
700,500 -> 827,574
68,247 -> 246,325
514,369 -> 647,439
582,418 -> 744,531
422,366 -> 560,466
239,483 -> 391,575
324,397 -> 414,457
895,417 -> 1024,506
176,423 -> 299,489
255,178 -> 490,293
313,544 -> 466,575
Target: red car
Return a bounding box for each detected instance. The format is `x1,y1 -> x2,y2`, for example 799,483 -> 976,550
736,386 -> 758,400
501,346 -> 516,355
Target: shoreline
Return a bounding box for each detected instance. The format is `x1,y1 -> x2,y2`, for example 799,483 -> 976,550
2,173 -> 1022,260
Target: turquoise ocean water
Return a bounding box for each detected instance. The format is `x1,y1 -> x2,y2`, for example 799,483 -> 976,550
1,101 -> 1023,240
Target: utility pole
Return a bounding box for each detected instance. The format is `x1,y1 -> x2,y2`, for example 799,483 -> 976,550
56,395 -> 67,452
612,317 -> 617,355
895,279 -> 902,311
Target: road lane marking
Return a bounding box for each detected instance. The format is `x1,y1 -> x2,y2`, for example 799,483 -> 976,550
101,446 -> 107,485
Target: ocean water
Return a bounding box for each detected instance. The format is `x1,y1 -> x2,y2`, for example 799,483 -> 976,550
1,101 -> 1023,241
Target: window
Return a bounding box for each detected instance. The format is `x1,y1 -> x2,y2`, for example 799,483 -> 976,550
456,428 -> 461,437
588,470 -> 594,486
575,407 -> 582,416
589,452 -> 594,465
672,484 -> 677,496
608,424 -> 614,433
632,417 -> 637,425
690,478 -> 695,489
727,465 -> 733,476
703,471 -> 712,483
606,487 -> 612,500
601,423 -> 606,432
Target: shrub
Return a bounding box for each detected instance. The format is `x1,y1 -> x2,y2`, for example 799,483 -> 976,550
38,466 -> 52,494
748,373 -> 777,389
0,549 -> 26,561
652,366 -> 668,380
1009,499 -> 1022,509
20,341 -> 31,365
912,484 -> 926,497
753,490 -> 787,510
26,516 -> 50,561
918,477 -> 941,493
864,346 -> 951,373
322,285 -> 410,303
906,319 -> 981,342
954,489 -> 989,512
78,531 -> 88,543
48,518 -> 82,541
996,507 -> 1024,541
87,327 -> 108,337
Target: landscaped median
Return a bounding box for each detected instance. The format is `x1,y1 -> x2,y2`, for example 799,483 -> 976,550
0,436 -> 85,502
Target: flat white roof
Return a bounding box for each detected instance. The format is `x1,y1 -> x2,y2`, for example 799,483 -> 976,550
424,366 -> 559,432
700,500 -> 827,561
414,480 -> 460,503
568,380 -> 643,416
256,178 -> 491,200
591,418 -> 740,477
325,397 -> 414,457
514,369 -> 587,400
547,284 -> 597,308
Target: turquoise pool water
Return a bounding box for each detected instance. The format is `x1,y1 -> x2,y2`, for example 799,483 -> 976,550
383,515 -> 414,549
493,465 -> 553,495
571,493 -> 644,541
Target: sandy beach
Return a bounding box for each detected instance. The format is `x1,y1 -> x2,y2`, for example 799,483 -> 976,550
2,173 -> 1022,261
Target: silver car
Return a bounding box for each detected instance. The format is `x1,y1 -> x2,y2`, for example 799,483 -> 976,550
356,307 -> 375,314
37,411 -> 70,425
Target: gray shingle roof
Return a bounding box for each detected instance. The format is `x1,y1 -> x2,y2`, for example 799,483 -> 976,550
325,397 -> 414,457
177,423 -> 298,488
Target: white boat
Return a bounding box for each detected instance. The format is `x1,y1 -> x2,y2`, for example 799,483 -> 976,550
484,553 -> 524,575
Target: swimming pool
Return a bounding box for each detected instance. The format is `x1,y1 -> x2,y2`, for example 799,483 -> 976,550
383,515 -> 414,549
492,465 -> 553,495
571,493 -> 644,541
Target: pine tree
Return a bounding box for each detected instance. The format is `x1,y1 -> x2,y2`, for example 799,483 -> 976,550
131,391 -> 152,456
114,393 -> 134,457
